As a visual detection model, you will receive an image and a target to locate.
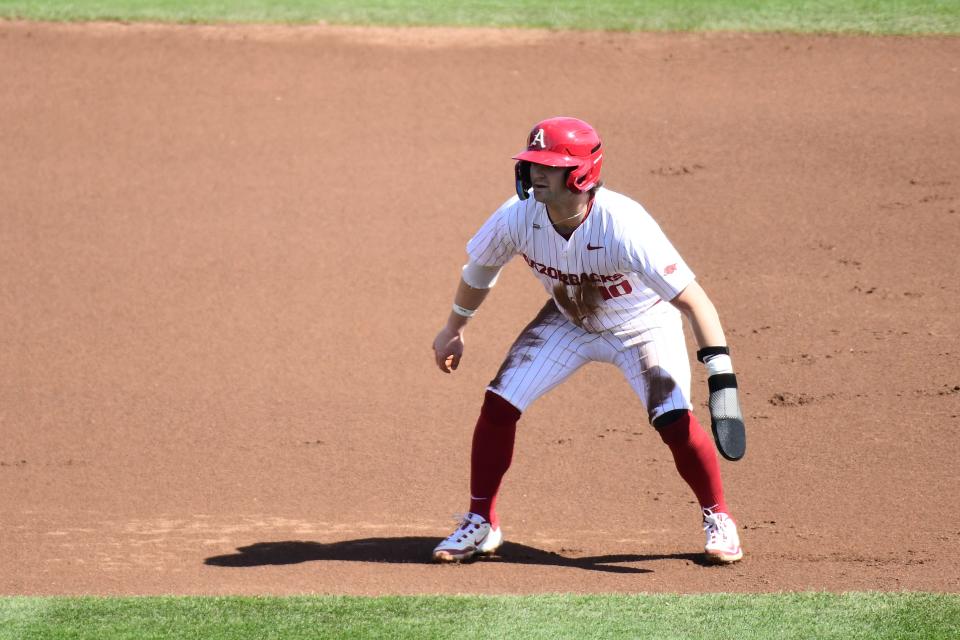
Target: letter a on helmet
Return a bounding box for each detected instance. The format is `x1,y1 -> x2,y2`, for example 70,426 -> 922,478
531,128 -> 547,149
513,116 -> 603,200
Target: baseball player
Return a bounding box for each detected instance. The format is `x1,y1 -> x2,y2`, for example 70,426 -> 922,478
431,116 -> 747,565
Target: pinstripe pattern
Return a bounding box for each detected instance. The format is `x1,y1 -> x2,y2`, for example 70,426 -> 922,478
467,189 -> 694,422
467,188 -> 695,333
488,300 -> 692,420
468,187 -> 696,422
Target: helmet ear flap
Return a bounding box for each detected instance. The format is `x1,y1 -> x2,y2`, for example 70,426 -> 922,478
515,160 -> 532,200
567,163 -> 589,192
566,142 -> 602,193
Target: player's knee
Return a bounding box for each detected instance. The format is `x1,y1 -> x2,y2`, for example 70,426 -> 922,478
652,409 -> 693,445
481,390 -> 522,425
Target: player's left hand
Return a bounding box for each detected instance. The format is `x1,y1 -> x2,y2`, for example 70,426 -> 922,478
706,373 -> 746,461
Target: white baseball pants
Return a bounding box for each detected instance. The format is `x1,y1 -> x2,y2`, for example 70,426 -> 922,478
488,299 -> 693,423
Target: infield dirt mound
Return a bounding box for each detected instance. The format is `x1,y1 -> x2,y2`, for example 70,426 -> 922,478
1,21 -> 958,594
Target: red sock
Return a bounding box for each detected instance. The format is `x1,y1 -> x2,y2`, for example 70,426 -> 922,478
469,391 -> 521,529
657,411 -> 729,515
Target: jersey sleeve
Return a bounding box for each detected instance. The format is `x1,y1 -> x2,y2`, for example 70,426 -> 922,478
620,212 -> 696,302
465,197 -> 520,268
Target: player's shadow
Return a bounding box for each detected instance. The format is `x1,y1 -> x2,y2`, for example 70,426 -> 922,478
204,537 -> 708,574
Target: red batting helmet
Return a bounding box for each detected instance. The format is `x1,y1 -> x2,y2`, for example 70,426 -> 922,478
513,116 -> 603,200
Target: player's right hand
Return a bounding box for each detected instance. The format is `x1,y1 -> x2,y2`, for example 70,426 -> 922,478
432,326 -> 465,373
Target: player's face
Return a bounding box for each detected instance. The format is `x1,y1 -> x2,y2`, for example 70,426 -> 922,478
528,163 -> 568,203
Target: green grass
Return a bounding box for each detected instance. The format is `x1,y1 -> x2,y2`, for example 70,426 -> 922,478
0,0 -> 957,34
1,593 -> 959,639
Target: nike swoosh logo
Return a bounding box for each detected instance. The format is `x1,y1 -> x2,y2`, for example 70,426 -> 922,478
587,244 -> 603,250
532,223 -> 542,229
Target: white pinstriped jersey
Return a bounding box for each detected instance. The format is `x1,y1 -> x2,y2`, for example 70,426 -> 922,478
467,187 -> 696,333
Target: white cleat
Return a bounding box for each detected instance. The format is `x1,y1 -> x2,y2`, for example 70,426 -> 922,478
432,512 -> 503,563
703,508 -> 743,564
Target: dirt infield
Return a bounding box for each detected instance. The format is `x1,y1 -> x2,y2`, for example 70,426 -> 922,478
1,20 -> 958,595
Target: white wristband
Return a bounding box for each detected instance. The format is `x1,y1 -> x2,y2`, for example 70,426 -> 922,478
704,353 -> 734,376
452,303 -> 476,318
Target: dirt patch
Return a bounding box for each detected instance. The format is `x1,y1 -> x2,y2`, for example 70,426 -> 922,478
1,21 -> 958,595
